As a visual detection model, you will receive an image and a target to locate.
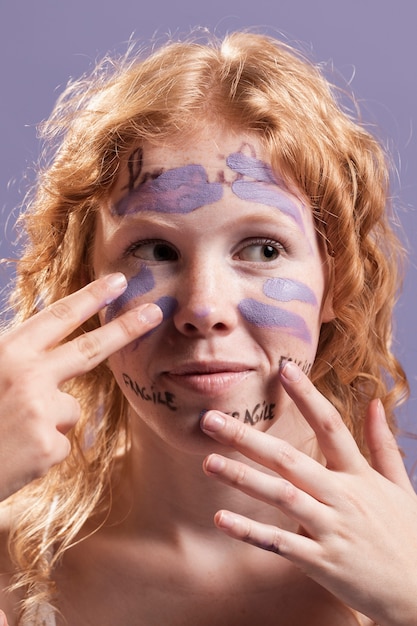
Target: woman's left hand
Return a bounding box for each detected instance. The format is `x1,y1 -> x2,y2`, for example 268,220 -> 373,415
200,361 -> 417,626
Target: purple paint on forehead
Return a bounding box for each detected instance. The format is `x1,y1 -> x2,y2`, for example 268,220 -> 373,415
232,181 -> 304,230
238,298 -> 311,343
105,265 -> 155,323
227,151 -> 304,230
114,164 -> 223,216
226,152 -> 280,184
263,278 -> 317,305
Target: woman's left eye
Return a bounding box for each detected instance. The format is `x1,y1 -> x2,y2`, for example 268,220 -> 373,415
236,240 -> 283,262
126,240 -> 179,262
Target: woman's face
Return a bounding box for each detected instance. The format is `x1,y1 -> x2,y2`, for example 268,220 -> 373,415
93,129 -> 333,452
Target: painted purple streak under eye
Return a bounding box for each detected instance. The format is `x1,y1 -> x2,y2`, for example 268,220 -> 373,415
114,165 -> 223,216
130,295 -> 178,350
226,152 -> 281,185
155,295 -> 178,320
238,298 -> 311,343
105,265 -> 155,323
263,278 -> 317,305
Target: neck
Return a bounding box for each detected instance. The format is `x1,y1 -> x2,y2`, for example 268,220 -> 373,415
105,406 -> 319,542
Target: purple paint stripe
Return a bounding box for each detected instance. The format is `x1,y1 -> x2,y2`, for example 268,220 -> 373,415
130,295 -> 178,350
232,180 -> 304,230
226,152 -> 280,184
105,265 -> 155,323
263,278 -> 317,305
114,164 -> 223,216
238,298 -> 311,343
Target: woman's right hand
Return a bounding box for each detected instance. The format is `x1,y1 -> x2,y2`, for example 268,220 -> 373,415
0,273 -> 162,502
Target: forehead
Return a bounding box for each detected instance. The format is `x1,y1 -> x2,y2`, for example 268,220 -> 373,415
111,132 -> 275,202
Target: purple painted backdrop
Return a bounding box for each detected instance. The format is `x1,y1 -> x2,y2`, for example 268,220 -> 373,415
0,0 -> 415,475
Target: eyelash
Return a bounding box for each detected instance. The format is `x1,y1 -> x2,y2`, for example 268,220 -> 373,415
123,236 -> 289,262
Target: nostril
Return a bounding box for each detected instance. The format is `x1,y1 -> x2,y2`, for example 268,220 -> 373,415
184,322 -> 199,332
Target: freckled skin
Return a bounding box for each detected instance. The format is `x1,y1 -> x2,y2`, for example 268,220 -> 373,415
94,131 -> 331,450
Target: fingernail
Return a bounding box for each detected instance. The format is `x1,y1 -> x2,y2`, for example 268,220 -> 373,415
205,454 -> 226,473
138,303 -> 163,324
280,361 -> 302,382
201,412 -> 226,432
105,272 -> 127,291
0,610 -> 6,626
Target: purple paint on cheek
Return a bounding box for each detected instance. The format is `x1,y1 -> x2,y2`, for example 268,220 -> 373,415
238,298 -> 311,343
130,295 -> 178,350
155,295 -> 178,320
114,164 -> 223,216
263,278 -> 317,305
105,265 -> 155,323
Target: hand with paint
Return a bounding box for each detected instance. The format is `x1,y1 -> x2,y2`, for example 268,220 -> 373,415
201,361 -> 417,626
0,274 -> 162,501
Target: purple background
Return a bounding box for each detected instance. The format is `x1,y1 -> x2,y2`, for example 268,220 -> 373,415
0,1 -> 416,475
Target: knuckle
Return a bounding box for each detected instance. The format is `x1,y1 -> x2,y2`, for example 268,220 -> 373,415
75,333 -> 101,361
274,441 -> 297,469
47,300 -> 74,322
233,462 -> 248,486
321,409 -> 344,435
268,528 -> 285,555
281,480 -> 297,506
232,421 -> 249,446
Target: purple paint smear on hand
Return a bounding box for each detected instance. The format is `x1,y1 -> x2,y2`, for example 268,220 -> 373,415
105,265 -> 155,323
238,298 -> 311,343
114,165 -> 223,216
263,278 -> 317,305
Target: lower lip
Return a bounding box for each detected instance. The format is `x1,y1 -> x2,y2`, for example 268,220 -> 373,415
164,370 -> 252,395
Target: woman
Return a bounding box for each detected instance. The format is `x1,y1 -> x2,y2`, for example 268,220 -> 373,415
0,31 -> 416,625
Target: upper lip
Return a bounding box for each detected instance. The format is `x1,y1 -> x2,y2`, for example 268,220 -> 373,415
165,361 -> 253,376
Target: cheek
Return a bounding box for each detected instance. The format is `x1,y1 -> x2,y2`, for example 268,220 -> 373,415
238,276 -> 322,346
105,265 -> 157,323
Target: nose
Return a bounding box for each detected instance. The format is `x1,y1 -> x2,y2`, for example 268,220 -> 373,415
173,261 -> 239,337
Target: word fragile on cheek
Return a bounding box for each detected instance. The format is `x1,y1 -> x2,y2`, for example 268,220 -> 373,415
122,373 -> 177,411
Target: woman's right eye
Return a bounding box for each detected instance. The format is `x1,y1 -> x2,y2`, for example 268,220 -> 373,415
127,240 -> 179,262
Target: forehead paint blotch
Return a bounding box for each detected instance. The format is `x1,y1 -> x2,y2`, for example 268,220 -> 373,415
238,298 -> 311,343
226,152 -> 304,231
105,265 -> 155,323
114,165 -> 223,216
227,151 -> 282,185
233,181 -> 304,231
263,278 -> 317,305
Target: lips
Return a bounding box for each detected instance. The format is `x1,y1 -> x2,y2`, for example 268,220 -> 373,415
163,361 -> 253,395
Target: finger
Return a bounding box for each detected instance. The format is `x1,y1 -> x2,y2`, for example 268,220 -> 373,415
49,302 -> 162,382
0,609 -> 9,626
200,412 -> 334,502
279,361 -> 366,472
203,453 -> 328,536
10,273 -> 129,352
365,399 -> 415,495
213,509 -> 319,567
